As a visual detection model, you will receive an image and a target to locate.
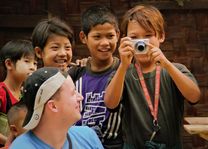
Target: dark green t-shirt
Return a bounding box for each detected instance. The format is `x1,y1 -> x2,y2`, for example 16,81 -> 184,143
122,63 -> 197,149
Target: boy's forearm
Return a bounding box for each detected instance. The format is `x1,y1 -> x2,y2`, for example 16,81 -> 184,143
104,64 -> 127,109
164,61 -> 201,103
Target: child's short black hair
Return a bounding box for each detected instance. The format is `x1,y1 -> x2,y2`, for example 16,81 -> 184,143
0,39 -> 35,69
32,17 -> 74,50
81,5 -> 119,35
7,100 -> 27,126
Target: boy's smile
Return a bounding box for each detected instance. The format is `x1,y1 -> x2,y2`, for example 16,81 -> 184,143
82,23 -> 119,62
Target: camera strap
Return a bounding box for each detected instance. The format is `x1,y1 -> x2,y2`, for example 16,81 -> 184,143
135,63 -> 161,140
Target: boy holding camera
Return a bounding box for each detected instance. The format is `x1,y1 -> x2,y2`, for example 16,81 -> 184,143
104,5 -> 201,148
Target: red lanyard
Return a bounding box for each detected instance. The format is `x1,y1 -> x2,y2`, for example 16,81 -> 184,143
135,64 -> 161,124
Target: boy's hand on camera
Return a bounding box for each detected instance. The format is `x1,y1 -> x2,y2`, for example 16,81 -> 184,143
146,42 -> 169,68
119,37 -> 135,69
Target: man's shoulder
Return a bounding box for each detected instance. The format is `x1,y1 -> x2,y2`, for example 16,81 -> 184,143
10,132 -> 36,149
69,126 -> 94,135
69,126 -> 103,148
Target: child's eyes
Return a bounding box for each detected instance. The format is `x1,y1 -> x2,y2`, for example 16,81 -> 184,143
107,34 -> 115,39
65,46 -> 72,51
129,36 -> 137,39
34,61 -> 38,66
145,34 -> 153,38
24,59 -> 29,63
24,59 -> 37,65
129,35 -> 153,39
51,46 -> 58,50
93,35 -> 115,40
93,35 -> 100,39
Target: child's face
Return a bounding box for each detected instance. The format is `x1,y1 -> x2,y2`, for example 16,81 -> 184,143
82,23 -> 119,62
38,35 -> 72,72
127,20 -> 164,63
13,55 -> 37,82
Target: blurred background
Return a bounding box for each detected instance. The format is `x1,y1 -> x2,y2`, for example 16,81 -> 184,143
0,0 -> 207,148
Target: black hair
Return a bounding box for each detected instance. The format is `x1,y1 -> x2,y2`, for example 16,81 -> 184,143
81,5 -> 119,35
32,17 -> 74,50
7,100 -> 27,125
0,40 -> 35,78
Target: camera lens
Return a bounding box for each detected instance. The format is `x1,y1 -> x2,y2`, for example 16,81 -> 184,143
135,41 -> 145,51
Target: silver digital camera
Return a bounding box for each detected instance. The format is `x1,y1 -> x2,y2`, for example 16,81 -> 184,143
131,39 -> 149,54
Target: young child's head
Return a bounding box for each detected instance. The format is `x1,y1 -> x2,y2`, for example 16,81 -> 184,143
7,100 -> 27,138
0,40 -> 37,82
120,5 -> 165,40
120,5 -> 165,64
81,5 -> 119,36
79,5 -> 120,62
32,17 -> 74,72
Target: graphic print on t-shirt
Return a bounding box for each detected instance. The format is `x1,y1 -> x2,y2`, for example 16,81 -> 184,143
74,64 -> 122,140
82,91 -> 106,126
75,72 -> 111,137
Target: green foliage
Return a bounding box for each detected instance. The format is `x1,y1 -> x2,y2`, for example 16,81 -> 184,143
175,0 -> 191,6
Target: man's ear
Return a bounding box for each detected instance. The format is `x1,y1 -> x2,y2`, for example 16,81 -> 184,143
34,47 -> 43,59
46,100 -> 58,112
9,125 -> 18,137
4,58 -> 14,71
79,31 -> 87,44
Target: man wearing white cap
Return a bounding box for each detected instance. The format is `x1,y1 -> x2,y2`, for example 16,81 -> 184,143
10,67 -> 103,149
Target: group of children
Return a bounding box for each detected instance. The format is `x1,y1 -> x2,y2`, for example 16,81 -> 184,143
0,4 -> 200,149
